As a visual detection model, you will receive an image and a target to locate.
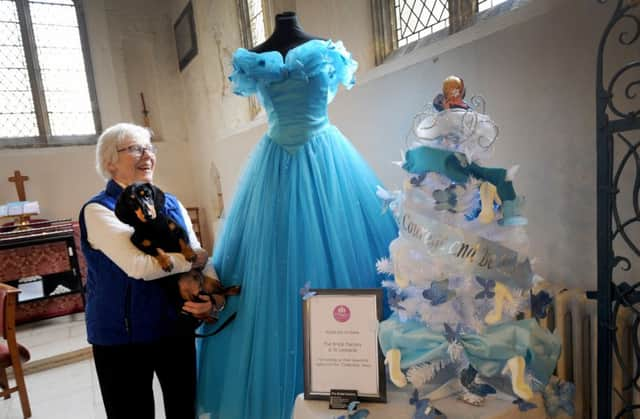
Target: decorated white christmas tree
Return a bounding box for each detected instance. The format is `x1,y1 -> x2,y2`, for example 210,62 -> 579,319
376,76 -> 574,417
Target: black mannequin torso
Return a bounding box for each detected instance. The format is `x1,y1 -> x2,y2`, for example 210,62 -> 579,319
250,12 -> 324,59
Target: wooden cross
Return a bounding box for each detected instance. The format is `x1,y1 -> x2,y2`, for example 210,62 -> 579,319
8,170 -> 29,201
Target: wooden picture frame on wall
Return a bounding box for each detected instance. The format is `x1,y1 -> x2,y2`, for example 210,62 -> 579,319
174,1 -> 198,71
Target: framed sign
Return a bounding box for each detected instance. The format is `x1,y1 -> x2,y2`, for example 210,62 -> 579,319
303,289 -> 386,402
174,1 -> 198,71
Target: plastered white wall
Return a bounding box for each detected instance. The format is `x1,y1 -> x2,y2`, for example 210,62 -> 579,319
203,0 -> 632,289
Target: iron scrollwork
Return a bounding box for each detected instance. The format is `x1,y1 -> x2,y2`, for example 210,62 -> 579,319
592,0 -> 640,418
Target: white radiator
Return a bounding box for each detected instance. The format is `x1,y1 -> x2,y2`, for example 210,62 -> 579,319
547,289 -> 637,419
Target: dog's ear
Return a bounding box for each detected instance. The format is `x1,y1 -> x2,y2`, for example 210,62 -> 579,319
150,184 -> 165,212
115,185 -> 139,226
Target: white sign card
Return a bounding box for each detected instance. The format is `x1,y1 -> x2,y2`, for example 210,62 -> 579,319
303,289 -> 386,402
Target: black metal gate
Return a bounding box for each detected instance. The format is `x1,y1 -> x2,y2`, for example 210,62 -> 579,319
591,1 -> 640,418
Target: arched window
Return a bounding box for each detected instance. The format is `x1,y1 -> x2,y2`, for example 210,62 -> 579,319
0,0 -> 100,147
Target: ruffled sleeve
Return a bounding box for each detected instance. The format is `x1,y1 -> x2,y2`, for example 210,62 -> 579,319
324,40 -> 358,102
228,49 -> 285,97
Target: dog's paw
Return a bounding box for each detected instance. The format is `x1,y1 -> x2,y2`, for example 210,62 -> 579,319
185,250 -> 197,263
158,255 -> 174,272
212,294 -> 227,311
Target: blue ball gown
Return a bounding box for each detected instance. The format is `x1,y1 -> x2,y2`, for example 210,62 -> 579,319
196,40 -> 397,419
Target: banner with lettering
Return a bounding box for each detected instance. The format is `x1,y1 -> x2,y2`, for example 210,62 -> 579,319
397,207 -> 533,289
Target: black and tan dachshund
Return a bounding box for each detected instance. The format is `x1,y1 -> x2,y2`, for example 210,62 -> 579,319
115,182 -> 196,272
115,182 -> 242,328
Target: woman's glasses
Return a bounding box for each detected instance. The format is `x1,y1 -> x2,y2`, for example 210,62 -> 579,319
117,144 -> 157,158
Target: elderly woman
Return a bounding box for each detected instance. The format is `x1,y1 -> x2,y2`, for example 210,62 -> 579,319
79,123 -> 211,419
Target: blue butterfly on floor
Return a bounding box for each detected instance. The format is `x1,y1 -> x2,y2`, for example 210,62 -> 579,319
409,389 -> 446,418
513,397 -> 537,412
335,401 -> 370,419
299,281 -> 317,301
422,279 -> 455,306
543,376 -> 576,417
530,289 -> 553,320
460,365 -> 496,397
474,276 -> 496,300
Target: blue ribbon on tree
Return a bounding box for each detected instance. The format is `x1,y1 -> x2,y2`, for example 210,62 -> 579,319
403,145 -> 516,202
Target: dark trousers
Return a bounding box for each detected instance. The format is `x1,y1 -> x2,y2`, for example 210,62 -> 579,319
92,335 -> 196,419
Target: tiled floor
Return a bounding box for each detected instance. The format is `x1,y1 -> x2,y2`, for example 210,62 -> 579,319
16,313 -> 88,364
0,314 -> 167,419
0,359 -> 167,419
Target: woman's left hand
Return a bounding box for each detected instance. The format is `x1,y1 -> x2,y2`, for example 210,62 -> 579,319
182,295 -> 213,320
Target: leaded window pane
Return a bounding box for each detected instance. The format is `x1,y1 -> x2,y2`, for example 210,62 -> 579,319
394,0 -> 449,47
29,0 -> 94,136
0,0 -> 38,138
247,0 -> 265,47
478,0 -> 508,13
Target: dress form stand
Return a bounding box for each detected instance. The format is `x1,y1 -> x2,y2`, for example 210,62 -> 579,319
250,11 -> 324,57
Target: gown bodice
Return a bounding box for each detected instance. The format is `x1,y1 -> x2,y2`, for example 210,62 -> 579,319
230,40 -> 357,153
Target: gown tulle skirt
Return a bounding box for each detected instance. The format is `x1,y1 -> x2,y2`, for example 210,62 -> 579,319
196,125 -> 397,419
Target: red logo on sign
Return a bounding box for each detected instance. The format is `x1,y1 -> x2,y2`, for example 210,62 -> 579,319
333,305 -> 351,322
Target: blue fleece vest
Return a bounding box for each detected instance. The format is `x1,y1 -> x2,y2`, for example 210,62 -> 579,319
79,180 -> 189,345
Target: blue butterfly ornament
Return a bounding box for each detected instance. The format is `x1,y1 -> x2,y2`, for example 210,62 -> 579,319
422,279 -> 455,306
388,290 -> 406,312
460,365 -> 496,397
335,401 -> 370,419
531,290 -> 553,320
299,281 -> 317,301
474,276 -> 496,300
513,398 -> 537,412
409,389 -> 446,419
443,322 -> 463,343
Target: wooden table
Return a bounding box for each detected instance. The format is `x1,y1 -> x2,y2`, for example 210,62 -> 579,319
293,388 -> 548,419
0,219 -> 84,322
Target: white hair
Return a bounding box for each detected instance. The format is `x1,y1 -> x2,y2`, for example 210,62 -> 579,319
95,123 -> 152,181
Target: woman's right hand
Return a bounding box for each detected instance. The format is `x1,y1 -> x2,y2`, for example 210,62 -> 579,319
192,248 -> 209,270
